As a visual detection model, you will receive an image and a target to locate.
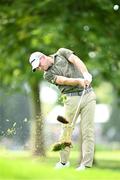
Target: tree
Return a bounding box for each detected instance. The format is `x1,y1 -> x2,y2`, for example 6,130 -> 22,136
0,0 -> 120,155
0,0 -> 46,156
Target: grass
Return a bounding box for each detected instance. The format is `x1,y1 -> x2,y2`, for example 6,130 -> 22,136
0,149 -> 120,180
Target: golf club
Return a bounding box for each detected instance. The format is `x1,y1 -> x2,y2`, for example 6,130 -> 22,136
57,87 -> 86,128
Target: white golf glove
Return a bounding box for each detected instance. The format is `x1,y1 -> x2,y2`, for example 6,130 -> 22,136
83,72 -> 92,86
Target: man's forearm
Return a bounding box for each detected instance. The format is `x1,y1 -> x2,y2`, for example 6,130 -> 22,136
55,75 -> 84,87
68,54 -> 92,83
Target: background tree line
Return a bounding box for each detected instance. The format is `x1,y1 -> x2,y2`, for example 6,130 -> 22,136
0,0 -> 120,155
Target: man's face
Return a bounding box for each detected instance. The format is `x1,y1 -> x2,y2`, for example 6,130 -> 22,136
37,56 -> 48,71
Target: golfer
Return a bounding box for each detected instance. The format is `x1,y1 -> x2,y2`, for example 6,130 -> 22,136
29,48 -> 96,170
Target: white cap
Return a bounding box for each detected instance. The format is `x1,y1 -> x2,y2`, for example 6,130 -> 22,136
29,52 -> 44,72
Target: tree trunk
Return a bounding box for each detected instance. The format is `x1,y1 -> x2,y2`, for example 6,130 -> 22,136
30,81 -> 45,156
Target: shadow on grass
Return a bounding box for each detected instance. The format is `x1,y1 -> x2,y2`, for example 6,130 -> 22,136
93,159 -> 120,171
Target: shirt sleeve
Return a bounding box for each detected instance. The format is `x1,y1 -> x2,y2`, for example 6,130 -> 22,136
44,71 -> 57,84
57,48 -> 74,60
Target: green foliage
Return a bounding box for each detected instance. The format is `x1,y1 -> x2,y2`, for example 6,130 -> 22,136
0,0 -> 120,150
0,0 -> 120,90
95,81 -> 114,104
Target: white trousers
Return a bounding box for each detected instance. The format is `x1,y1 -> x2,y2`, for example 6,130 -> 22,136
59,91 -> 96,167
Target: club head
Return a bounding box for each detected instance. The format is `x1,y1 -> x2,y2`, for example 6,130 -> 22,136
57,115 -> 69,124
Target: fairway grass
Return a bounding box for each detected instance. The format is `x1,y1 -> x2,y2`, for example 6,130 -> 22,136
0,149 -> 120,180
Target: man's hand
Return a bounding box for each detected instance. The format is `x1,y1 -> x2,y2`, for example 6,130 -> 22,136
78,78 -> 86,88
83,72 -> 92,87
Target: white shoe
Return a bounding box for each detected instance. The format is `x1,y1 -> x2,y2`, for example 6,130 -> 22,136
76,164 -> 86,171
55,161 -> 70,169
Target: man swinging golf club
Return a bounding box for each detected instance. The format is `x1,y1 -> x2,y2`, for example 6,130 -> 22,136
29,48 -> 96,170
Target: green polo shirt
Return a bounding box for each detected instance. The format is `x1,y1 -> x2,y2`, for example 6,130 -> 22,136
44,48 -> 84,94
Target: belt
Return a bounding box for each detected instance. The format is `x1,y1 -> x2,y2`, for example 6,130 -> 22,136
65,88 -> 93,96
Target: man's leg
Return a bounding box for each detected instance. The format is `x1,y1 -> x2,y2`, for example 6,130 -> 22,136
80,91 -> 96,167
59,96 -> 80,164
59,125 -> 73,164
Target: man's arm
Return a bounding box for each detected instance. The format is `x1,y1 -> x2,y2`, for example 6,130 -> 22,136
55,76 -> 85,87
68,54 -> 92,86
